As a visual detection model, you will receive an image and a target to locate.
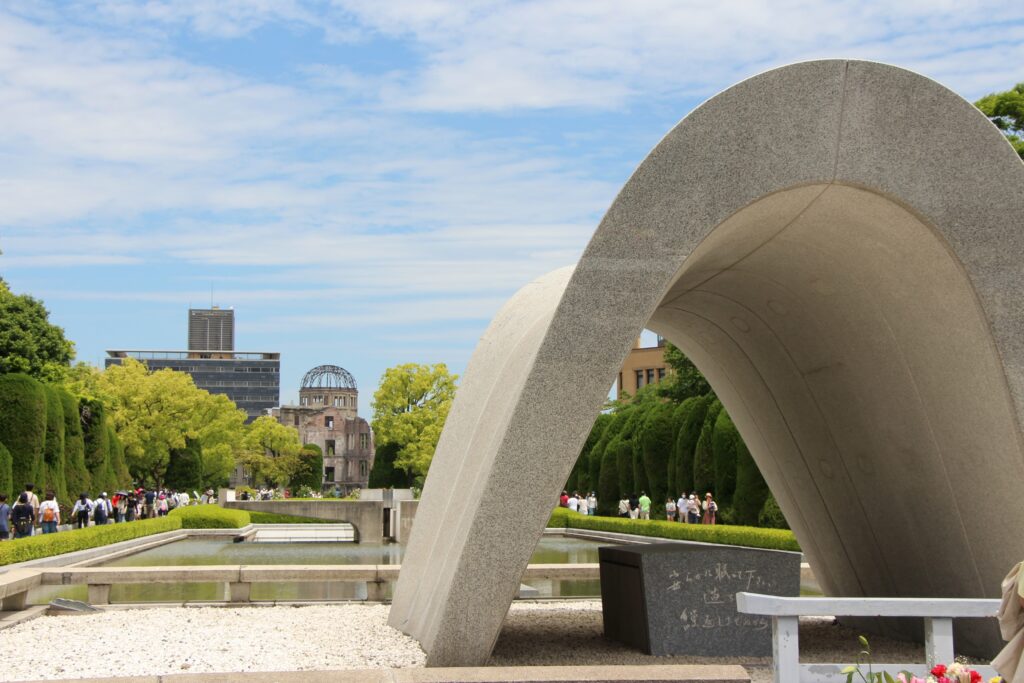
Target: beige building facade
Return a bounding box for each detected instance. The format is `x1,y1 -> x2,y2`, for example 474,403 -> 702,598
615,336 -> 668,399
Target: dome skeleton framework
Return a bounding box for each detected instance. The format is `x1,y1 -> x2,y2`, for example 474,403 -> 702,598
300,365 -> 357,390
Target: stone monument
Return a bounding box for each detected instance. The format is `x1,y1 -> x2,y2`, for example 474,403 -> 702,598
389,59 -> 1024,665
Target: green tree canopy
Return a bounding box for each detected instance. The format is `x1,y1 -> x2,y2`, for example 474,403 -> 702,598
976,83 -> 1024,159
92,358 -> 247,486
0,279 -> 74,382
239,415 -> 303,487
658,342 -> 713,402
371,363 -> 458,480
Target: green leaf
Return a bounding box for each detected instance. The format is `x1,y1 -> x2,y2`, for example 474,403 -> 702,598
858,635 -> 870,649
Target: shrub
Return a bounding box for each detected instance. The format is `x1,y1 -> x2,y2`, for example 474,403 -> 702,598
758,494 -> 790,530
692,399 -> 722,494
711,409 -> 739,508
367,442 -> 412,489
733,438 -> 770,526
41,384 -> 67,503
612,436 -> 634,496
640,403 -> 674,514
169,505 -> 250,529
165,437 -> 203,491
59,389 -> 89,497
0,441 -> 11,497
0,373 -> 47,494
249,511 -> 340,524
547,507 -> 799,552
0,517 -> 181,566
596,438 -> 619,516
672,396 -> 709,495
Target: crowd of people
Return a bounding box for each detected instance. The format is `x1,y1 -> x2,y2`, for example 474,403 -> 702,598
0,483 -> 216,540
558,491 -> 598,515
664,492 -> 718,525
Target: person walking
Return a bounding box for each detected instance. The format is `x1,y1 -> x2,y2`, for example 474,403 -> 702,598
677,494 -> 688,523
93,493 -> 111,525
567,492 -> 579,513
702,492 -> 717,525
688,494 -> 701,524
38,491 -> 60,534
115,493 -> 128,523
0,494 -> 11,540
618,495 -> 630,518
72,493 -> 93,529
665,497 -> 677,521
11,493 -> 35,539
587,492 -> 598,516
22,484 -> 39,535
157,493 -> 169,516
143,489 -> 156,519
628,493 -> 640,519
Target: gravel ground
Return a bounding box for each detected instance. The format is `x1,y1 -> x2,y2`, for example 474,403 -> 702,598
3,601 -> 936,682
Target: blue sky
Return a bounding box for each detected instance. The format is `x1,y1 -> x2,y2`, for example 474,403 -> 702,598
2,1 -> 1023,406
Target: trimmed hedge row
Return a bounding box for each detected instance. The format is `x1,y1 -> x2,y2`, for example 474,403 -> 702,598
248,511 -> 340,524
0,517 -> 181,566
168,505 -> 250,528
547,507 -> 800,552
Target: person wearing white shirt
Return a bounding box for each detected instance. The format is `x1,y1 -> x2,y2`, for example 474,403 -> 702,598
72,493 -> 93,529
677,495 -> 687,523
567,493 -> 579,513
587,493 -> 598,516
38,491 -> 60,533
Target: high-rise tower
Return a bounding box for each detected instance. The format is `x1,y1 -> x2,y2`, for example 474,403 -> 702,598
188,307 -> 234,351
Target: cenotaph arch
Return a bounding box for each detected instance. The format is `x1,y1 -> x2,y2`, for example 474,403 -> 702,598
390,59 -> 1024,665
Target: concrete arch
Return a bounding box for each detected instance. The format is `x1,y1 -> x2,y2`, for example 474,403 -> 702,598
390,60 -> 1024,666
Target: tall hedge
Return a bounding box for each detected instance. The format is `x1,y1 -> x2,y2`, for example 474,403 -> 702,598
597,437 -> 619,515
82,399 -> 115,493
711,409 -> 739,508
733,437 -> 770,526
291,444 -> 324,490
59,388 -> 89,497
107,424 -> 130,489
0,441 -> 12,498
673,395 -> 710,494
692,399 -> 722,494
640,403 -> 675,513
368,441 -> 413,489
0,373 -> 47,493
612,436 -> 634,497
166,437 -> 203,491
41,384 -> 67,502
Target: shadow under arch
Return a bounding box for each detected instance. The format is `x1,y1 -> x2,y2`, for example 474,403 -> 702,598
391,59 -> 1024,666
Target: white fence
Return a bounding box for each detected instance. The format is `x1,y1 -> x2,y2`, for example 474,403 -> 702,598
736,592 -> 1000,683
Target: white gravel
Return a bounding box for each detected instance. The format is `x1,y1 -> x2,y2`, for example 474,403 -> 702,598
2,604 -> 425,681
2,601 -> 939,682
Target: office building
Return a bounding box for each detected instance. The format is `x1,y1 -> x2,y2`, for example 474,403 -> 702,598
616,336 -> 668,398
188,307 -> 234,351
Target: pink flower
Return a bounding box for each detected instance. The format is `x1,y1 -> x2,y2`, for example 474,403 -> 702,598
932,665 -> 948,677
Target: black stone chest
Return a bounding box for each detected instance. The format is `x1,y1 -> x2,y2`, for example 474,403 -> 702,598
598,541 -> 801,656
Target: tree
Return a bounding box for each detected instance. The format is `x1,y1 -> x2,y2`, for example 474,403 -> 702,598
94,358 -> 246,486
0,279 -> 74,382
291,444 -> 324,490
58,388 -> 90,496
0,441 -> 11,499
658,342 -> 713,402
372,363 -> 458,480
41,384 -> 67,501
368,441 -> 414,489
711,409 -> 739,509
692,399 -> 722,494
672,395 -> 710,494
733,437 -> 770,526
240,415 -> 302,487
165,437 -> 203,491
976,83 -> 1024,159
0,373 -> 47,491
640,403 -> 675,513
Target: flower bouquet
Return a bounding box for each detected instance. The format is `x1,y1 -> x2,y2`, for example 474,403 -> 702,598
842,636 -> 1000,683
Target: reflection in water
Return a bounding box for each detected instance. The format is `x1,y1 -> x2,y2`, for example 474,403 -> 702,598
29,535 -> 602,604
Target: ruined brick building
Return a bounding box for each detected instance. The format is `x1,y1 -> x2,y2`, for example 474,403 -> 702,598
273,365 -> 375,494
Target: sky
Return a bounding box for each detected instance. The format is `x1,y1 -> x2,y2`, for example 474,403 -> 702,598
1,1 -> 1023,407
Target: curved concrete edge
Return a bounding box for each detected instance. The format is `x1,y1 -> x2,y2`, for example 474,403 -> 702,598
14,664 -> 751,683
390,58 -> 1024,666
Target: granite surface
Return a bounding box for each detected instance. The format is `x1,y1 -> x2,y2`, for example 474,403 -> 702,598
600,543 -> 800,657
390,59 -> 1024,665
